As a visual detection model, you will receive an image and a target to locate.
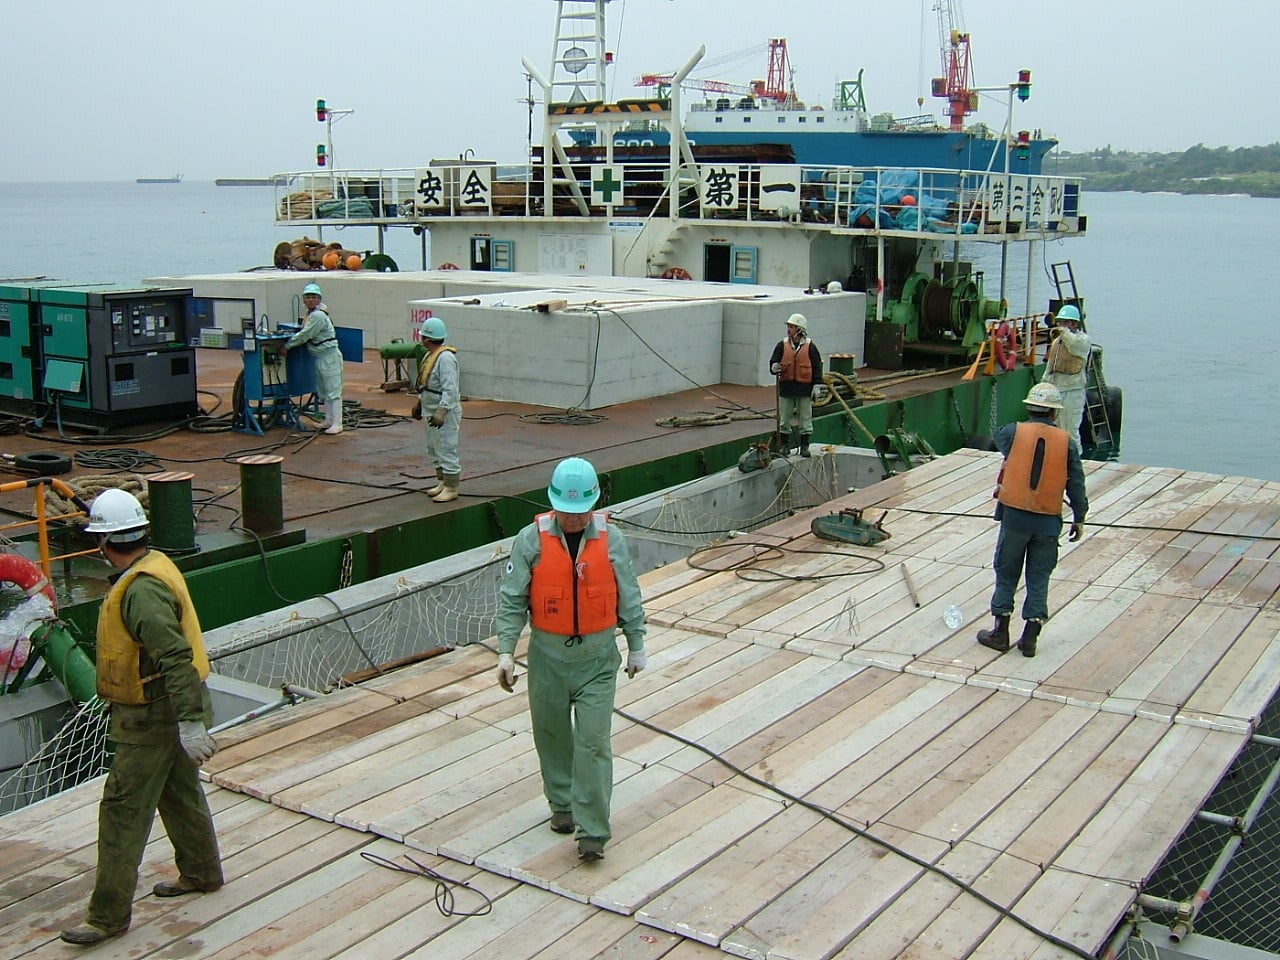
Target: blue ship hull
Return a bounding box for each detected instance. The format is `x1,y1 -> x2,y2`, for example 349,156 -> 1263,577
613,128 -> 1055,176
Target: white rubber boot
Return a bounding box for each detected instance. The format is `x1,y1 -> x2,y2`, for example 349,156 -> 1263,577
324,399 -> 343,435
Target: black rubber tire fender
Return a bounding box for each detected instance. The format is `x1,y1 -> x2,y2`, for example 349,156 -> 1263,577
14,451 -> 73,476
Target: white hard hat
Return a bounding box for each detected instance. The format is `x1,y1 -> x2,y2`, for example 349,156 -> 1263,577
825,280 -> 843,293
786,313 -> 808,332
1024,381 -> 1064,410
84,489 -> 149,543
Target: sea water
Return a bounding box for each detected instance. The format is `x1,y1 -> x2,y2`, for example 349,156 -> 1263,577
1,182 -> 1277,481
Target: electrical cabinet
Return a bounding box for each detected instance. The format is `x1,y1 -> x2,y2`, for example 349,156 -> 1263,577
30,286 -> 198,428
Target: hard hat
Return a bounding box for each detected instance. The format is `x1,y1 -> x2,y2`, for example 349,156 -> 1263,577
1024,381 -> 1064,410
786,313 -> 808,332
303,283 -> 322,297
421,317 -> 447,341
84,489 -> 150,543
547,457 -> 600,513
825,280 -> 843,293
1055,304 -> 1081,324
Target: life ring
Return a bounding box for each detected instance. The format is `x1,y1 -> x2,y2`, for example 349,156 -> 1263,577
661,266 -> 692,280
0,553 -> 57,611
993,320 -> 1018,372
437,262 -> 460,271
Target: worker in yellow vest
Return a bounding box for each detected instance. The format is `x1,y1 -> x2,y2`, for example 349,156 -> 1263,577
61,490 -> 222,946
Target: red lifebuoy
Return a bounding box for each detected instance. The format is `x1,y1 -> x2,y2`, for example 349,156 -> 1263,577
0,553 -> 57,611
437,262 -> 460,271
993,321 -> 1018,372
660,266 -> 692,280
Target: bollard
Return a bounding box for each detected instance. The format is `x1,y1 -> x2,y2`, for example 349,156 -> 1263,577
828,354 -> 856,376
147,471 -> 198,554
237,455 -> 285,535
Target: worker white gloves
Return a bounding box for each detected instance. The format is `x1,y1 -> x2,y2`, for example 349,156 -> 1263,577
811,384 -> 825,402
625,648 -> 648,679
496,653 -> 517,692
1068,522 -> 1084,543
770,362 -> 782,375
178,721 -> 218,765
429,407 -> 447,428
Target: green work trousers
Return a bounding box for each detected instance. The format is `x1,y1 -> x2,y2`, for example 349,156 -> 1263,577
87,737 -> 222,931
527,637 -> 621,842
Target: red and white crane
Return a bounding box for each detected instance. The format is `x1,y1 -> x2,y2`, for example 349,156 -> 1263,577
930,0 -> 977,131
635,38 -> 796,104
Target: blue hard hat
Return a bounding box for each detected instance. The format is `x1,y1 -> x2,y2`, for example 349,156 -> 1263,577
1055,304 -> 1081,323
421,317 -> 447,341
548,457 -> 600,513
303,283 -> 322,296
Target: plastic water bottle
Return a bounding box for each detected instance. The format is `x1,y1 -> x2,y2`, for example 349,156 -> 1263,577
942,604 -> 964,629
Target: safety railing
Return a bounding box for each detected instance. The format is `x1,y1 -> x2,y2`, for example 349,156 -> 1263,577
269,161 -> 1086,242
0,477 -> 94,579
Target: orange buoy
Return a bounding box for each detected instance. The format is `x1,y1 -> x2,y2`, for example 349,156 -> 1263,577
438,262 -> 460,270
345,254 -> 362,270
661,266 -> 692,280
0,553 -> 57,610
322,251 -> 341,270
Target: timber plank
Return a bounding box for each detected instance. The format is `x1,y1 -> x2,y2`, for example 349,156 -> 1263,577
1182,607 -> 1280,726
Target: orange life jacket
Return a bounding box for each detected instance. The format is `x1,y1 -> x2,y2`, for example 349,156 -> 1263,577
780,337 -> 814,385
997,421 -> 1070,516
529,512 -> 618,636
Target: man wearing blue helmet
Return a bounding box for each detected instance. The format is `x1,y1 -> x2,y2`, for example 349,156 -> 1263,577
412,316 -> 462,502
494,457 -> 647,862
287,283 -> 345,435
1042,303 -> 1090,449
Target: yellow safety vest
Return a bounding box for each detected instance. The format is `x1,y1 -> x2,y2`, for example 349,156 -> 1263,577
96,551 -> 210,705
415,344 -> 458,393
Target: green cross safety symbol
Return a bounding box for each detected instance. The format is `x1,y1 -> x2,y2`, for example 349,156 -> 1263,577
593,167 -> 623,204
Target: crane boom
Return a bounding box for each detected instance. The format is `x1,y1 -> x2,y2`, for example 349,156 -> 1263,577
930,0 -> 976,131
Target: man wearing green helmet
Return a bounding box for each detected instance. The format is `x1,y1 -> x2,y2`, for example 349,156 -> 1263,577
494,457 -> 647,862
1042,303 -> 1091,449
287,283 -> 345,435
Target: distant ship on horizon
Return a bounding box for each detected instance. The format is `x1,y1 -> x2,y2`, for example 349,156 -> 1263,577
136,174 -> 182,184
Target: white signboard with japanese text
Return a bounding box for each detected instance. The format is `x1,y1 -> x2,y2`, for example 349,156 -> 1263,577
757,165 -> 803,215
699,165 -> 740,215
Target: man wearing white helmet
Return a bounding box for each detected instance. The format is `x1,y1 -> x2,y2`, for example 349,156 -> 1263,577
976,381 -> 1088,658
494,457 -> 647,862
411,316 -> 462,503
61,490 -> 222,945
768,313 -> 824,457
287,282 -> 345,435
1041,303 -> 1091,449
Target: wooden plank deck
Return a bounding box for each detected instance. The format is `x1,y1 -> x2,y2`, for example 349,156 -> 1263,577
2,452 -> 1277,960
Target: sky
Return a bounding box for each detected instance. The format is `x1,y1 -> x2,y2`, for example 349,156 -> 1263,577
2,0 -> 1275,182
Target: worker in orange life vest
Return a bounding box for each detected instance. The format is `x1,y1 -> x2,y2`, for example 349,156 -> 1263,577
768,313 -> 823,458
977,381 -> 1088,658
494,457 -> 647,862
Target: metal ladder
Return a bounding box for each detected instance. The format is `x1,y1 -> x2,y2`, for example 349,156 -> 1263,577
1050,261 -> 1112,445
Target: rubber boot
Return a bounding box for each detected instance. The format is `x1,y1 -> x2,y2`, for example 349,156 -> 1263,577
432,475 -> 459,503
800,433 -> 811,458
976,614 -> 1011,653
789,431 -> 800,456
324,399 -> 343,435
424,469 -> 445,498
1017,620 -> 1042,658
